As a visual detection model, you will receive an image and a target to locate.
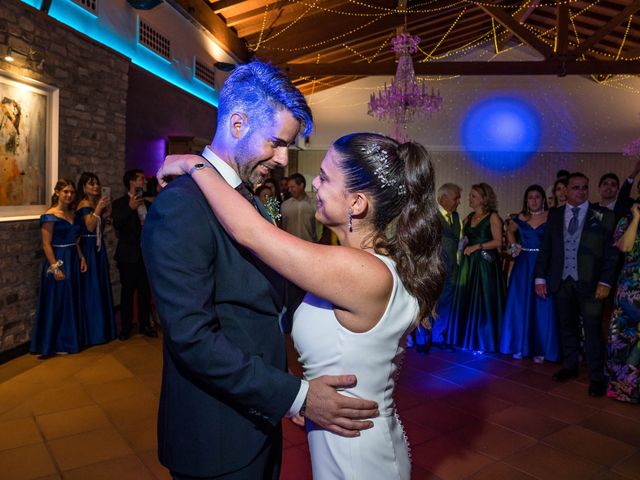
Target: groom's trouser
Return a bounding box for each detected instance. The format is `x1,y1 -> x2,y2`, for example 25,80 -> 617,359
171,425 -> 282,480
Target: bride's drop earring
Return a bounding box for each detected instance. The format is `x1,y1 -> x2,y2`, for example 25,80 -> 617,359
348,207 -> 353,232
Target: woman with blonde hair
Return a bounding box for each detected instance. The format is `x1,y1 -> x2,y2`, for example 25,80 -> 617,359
447,182 -> 505,353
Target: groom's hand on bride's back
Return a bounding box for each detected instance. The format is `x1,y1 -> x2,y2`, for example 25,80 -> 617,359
305,375 -> 379,437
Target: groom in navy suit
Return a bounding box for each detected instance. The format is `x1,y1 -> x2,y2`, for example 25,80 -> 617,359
534,172 -> 618,397
142,62 -> 377,479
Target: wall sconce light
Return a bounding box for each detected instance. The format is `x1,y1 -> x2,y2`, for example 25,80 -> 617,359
4,46 -> 14,62
3,44 -> 44,70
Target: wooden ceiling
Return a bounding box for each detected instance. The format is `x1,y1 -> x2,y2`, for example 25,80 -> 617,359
173,0 -> 640,94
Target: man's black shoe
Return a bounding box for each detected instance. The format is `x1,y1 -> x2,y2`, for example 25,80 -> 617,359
552,367 -> 578,382
140,326 -> 158,338
118,329 -> 131,341
588,380 -> 607,397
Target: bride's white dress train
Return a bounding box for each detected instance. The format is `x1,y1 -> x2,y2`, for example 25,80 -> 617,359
292,255 -> 418,480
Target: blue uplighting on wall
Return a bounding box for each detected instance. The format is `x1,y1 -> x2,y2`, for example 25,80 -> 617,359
461,96 -> 541,170
46,0 -> 218,106
21,0 -> 43,9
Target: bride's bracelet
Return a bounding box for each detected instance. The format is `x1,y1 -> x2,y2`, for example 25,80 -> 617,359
46,259 -> 64,275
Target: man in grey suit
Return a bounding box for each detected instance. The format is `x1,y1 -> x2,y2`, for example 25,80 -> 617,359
534,172 -> 618,397
142,62 -> 377,479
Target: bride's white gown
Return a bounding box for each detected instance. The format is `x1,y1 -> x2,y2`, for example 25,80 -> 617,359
292,255 -> 418,480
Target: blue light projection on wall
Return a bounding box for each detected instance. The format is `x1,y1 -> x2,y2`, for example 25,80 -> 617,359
45,0 -> 217,106
461,96 -> 541,171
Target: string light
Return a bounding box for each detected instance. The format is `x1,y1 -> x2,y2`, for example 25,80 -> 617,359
251,0 -> 318,48
421,7 -> 467,60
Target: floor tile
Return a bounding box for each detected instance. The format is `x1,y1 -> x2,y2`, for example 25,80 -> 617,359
0,442 -> 58,480
26,382 -> 94,416
601,398 -> 640,423
481,377 -> 542,404
445,421 -> 536,460
468,461 -> 537,480
117,416 -> 157,453
404,373 -> 464,400
442,388 -> 513,418
612,450 -> 640,480
411,436 -> 494,479
97,391 -> 159,429
430,365 -> 495,389
488,405 -> 568,439
517,391 -> 597,424
83,376 -> 154,405
506,368 -> 558,392
401,400 -> 478,434
47,427 -> 134,471
580,412 -> 640,447
542,424 -> 637,466
62,455 -> 156,480
36,405 -> 111,440
464,357 -> 527,378
504,443 -> 602,480
0,417 -> 42,451
73,355 -> 135,385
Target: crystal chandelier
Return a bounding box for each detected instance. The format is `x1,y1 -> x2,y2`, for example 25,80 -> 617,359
368,31 -> 443,143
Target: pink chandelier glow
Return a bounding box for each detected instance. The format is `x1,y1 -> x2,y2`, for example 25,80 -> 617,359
368,32 -> 443,142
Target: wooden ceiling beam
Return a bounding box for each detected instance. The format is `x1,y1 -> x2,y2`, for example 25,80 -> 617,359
479,4 -> 555,59
225,0 -> 288,27
279,60 -> 640,76
261,8 -> 486,64
573,0 -> 640,57
171,0 -> 249,61
210,0 -> 257,14
497,0 -> 540,51
556,2 -> 569,56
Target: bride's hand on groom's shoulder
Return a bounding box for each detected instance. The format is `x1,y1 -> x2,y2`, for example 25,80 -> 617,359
157,154 -> 201,187
305,375 -> 379,438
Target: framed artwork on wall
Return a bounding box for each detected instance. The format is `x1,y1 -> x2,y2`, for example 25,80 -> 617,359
0,70 -> 59,222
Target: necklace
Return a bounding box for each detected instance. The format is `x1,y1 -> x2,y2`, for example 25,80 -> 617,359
529,210 -> 544,216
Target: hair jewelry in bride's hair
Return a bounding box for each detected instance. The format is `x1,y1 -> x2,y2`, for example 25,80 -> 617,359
364,144 -> 407,196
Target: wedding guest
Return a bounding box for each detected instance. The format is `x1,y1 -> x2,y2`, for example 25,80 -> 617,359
607,202 -> 640,403
447,183 -> 505,353
535,172 -> 618,397
614,159 -> 640,221
31,179 -> 87,357
76,172 -> 116,346
500,185 -> 559,363
598,173 -> 620,211
556,169 -> 570,182
112,169 -> 156,340
418,183 -> 462,353
553,178 -> 568,208
281,173 -> 316,242
280,175 -> 291,201
255,184 -> 272,207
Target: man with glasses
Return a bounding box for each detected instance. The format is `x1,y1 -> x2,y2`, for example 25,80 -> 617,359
534,172 -> 618,397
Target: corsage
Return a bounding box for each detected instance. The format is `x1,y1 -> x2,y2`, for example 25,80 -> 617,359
47,259 -> 64,275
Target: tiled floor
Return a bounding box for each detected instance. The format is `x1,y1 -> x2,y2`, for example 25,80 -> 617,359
0,336 -> 639,480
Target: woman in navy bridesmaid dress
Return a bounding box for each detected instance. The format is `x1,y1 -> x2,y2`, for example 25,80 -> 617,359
500,185 -> 560,363
31,179 -> 87,357
447,183 -> 506,352
76,172 -> 115,346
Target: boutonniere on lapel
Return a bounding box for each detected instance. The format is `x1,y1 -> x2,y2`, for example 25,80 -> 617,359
588,209 -> 604,227
264,196 -> 281,225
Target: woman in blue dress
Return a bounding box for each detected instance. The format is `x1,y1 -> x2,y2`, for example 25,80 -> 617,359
500,185 -> 560,363
76,172 -> 115,346
31,179 -> 87,357
447,183 -> 505,353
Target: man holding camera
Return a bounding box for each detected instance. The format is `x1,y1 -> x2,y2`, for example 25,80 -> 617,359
112,169 -> 157,340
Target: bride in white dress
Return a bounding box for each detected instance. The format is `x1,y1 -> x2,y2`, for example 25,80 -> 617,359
159,132 -> 444,479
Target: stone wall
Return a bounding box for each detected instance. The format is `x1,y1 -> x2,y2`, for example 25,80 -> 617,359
0,1 -> 128,353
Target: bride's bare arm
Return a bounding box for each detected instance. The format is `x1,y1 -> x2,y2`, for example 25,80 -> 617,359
158,155 -> 392,330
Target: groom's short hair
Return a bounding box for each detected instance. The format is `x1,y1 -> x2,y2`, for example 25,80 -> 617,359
218,61 -> 313,138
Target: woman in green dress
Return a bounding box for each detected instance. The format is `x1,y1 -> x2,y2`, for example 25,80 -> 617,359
446,183 -> 506,353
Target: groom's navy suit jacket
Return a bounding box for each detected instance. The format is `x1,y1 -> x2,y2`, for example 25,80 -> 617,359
534,203 -> 618,295
142,175 -> 301,477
